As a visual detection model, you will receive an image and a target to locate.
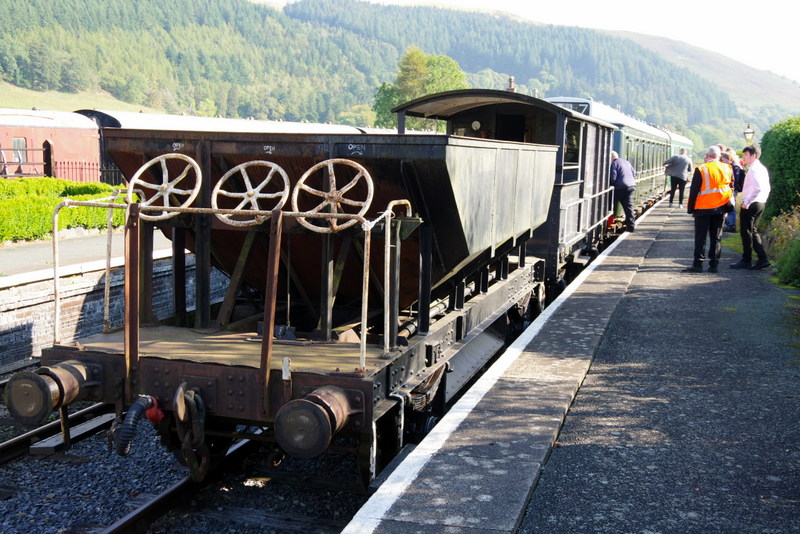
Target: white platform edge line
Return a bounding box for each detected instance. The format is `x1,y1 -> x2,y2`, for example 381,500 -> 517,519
0,248 -> 175,289
341,205 -> 660,533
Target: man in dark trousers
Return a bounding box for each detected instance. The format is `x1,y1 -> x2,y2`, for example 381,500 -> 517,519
683,145 -> 733,273
730,145 -> 771,269
610,151 -> 636,232
663,148 -> 693,207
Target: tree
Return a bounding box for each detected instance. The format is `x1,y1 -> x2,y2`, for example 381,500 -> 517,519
396,46 -> 427,98
336,104 -> 376,127
373,82 -> 402,128
373,46 -> 469,128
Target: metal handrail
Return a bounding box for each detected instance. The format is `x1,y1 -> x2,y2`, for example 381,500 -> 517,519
49,195 -> 413,371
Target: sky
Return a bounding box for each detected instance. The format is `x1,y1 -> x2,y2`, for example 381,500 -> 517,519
367,0 -> 799,84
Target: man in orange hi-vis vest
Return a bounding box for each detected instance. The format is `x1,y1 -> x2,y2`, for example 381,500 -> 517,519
682,145 -> 733,273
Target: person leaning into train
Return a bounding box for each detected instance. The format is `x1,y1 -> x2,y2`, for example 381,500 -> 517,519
610,151 -> 637,232
663,148 -> 693,208
682,145 -> 734,273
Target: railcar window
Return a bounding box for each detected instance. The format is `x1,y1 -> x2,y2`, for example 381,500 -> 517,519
564,120 -> 581,165
496,114 -> 526,142
12,137 -> 26,163
557,102 -> 590,115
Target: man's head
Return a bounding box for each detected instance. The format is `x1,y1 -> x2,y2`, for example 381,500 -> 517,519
611,151 -> 619,161
741,145 -> 760,166
679,148 -> 686,155
705,145 -> 721,161
721,149 -> 738,165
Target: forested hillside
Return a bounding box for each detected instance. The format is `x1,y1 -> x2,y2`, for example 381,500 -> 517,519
0,0 -> 392,121
285,0 -> 738,131
0,0 -> 785,147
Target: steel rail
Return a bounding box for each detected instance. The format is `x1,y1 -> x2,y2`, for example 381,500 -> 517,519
0,402 -> 112,465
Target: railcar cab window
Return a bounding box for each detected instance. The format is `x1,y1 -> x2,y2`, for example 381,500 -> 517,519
452,115 -> 492,138
450,111 -> 528,143
555,101 -> 590,115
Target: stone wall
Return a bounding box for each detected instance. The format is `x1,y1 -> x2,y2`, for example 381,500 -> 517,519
0,255 -> 229,366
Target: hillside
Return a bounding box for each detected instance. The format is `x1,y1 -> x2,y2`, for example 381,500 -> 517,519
616,31 -> 800,124
2,0 -> 798,149
0,81 -> 160,113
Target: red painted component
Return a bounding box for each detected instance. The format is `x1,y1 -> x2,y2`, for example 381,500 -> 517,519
145,397 -> 165,424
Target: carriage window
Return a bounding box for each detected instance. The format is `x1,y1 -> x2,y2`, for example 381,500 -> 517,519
12,138 -> 27,163
564,120 -> 581,164
554,101 -> 590,115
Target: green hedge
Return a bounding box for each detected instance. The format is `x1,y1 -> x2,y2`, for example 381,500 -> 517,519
0,178 -> 127,242
761,116 -> 800,221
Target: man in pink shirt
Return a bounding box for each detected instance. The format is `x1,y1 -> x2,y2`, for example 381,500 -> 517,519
730,145 -> 771,270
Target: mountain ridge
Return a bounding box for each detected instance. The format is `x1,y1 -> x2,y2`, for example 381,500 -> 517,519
1,0 -> 797,149
615,30 -> 800,119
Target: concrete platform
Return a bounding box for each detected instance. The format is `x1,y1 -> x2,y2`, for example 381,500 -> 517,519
343,200 -> 800,533
0,229 -> 174,288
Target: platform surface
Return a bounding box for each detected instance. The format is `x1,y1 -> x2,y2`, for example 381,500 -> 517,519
344,201 -> 800,534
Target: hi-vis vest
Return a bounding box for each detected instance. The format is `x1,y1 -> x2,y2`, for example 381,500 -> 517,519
695,160 -> 733,210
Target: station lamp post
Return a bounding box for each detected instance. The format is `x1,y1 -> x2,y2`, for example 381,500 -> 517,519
743,123 -> 755,145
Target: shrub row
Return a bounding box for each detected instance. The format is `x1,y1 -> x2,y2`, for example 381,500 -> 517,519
0,176 -> 118,200
0,178 -> 127,242
766,206 -> 800,287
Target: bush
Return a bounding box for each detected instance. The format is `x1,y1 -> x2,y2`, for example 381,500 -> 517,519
0,177 -> 116,199
0,178 -> 126,242
775,237 -> 800,286
765,205 -> 800,285
765,204 -> 800,259
761,116 -> 800,221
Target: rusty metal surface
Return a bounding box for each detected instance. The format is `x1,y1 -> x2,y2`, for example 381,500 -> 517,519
97,124 -> 556,308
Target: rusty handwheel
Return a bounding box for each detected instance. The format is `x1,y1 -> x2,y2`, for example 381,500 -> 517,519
126,153 -> 202,221
291,158 -> 374,233
211,160 -> 290,227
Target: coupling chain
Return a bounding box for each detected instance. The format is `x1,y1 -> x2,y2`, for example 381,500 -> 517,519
174,383 -> 210,481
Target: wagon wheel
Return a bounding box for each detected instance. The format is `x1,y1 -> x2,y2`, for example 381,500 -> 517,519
126,153 -> 202,221
212,161 -> 290,227
291,158 -> 374,233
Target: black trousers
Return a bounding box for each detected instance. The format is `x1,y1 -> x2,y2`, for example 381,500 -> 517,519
693,213 -> 724,266
669,176 -> 686,205
614,186 -> 636,230
739,201 -> 767,262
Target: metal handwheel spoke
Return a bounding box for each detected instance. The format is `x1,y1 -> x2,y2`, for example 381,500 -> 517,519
338,197 -> 368,208
296,182 -> 326,197
306,198 -> 338,215
135,180 -> 163,192
211,160 -> 290,227
127,153 -> 202,221
337,174 -> 365,194
252,167 -> 279,192
292,158 -> 374,233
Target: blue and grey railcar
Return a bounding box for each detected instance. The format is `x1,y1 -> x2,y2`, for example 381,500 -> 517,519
547,97 -> 693,222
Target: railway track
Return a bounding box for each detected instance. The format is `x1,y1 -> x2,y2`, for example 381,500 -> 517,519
0,403 -> 114,465
100,433 -> 356,533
